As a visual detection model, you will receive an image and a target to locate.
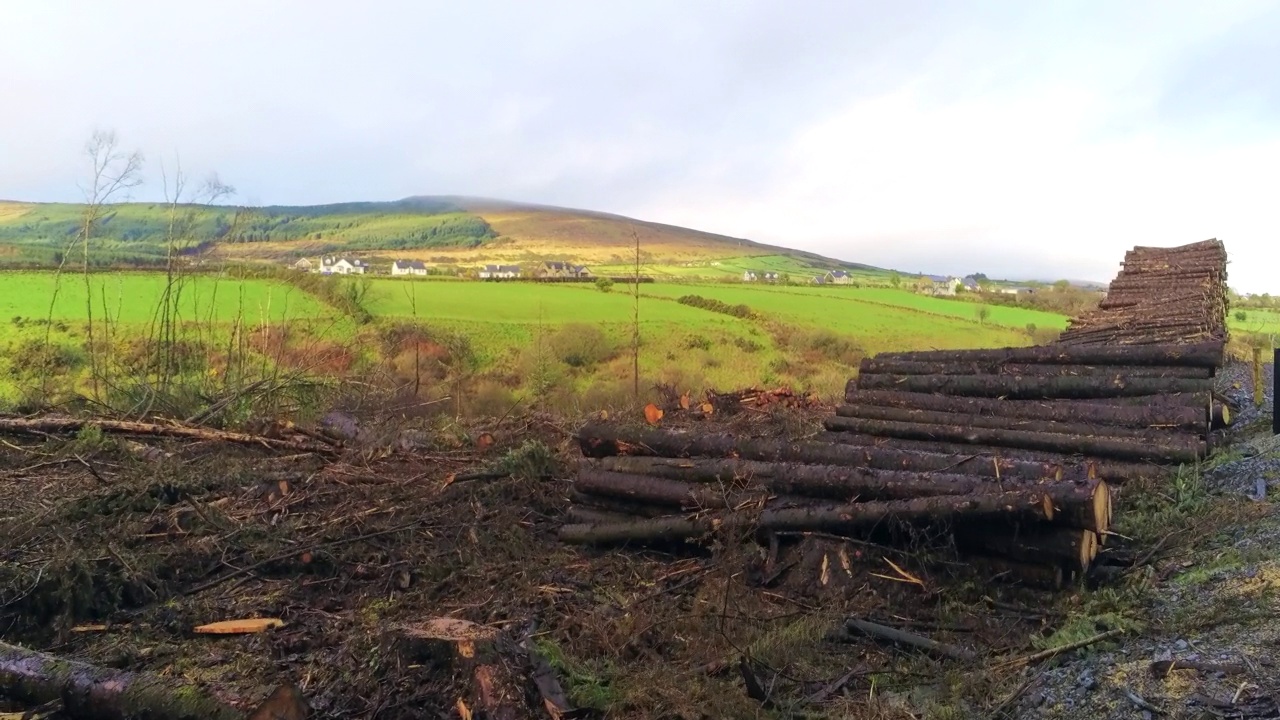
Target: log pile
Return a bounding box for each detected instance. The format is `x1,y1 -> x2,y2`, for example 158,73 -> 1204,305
1059,239 -> 1228,346
561,241 -> 1231,590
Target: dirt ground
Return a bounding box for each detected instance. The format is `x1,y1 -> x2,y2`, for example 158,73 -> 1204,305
0,367 -> 1277,719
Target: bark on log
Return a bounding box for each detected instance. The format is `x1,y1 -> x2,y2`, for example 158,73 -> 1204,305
573,470 -> 805,510
857,359 -> 1212,380
0,415 -> 334,453
833,404 -> 1197,442
576,424 -> 1076,480
813,431 -> 1162,484
955,528 -> 1099,571
822,416 -> 1205,464
968,556 -> 1065,590
590,456 -> 1096,502
565,506 -> 639,525
0,639 -> 243,720
839,619 -> 977,661
560,485 -> 1105,545
869,341 -> 1224,368
841,389 -> 1208,432
569,490 -> 669,518
853,373 -> 1212,400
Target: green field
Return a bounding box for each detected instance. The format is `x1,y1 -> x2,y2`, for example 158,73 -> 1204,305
593,253 -> 891,282
1232,308 -> 1280,336
1,271 -> 1074,410
1,271 -> 333,324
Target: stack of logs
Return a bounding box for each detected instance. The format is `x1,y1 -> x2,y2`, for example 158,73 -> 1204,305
561,241 -> 1231,589
1059,239 -> 1228,346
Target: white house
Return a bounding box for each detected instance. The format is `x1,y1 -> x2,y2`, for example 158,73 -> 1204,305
320,257 -> 367,275
743,270 -> 780,282
479,264 -> 521,279
391,260 -> 428,276
826,270 -> 853,285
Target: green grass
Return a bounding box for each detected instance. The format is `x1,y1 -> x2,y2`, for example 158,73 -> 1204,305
0,271 -> 333,324
1231,308 -> 1280,336
594,253 -> 891,282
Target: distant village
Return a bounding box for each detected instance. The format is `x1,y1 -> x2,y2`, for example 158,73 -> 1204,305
290,257 -> 1037,296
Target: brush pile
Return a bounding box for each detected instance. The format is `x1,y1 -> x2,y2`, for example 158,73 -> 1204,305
562,240 -> 1232,589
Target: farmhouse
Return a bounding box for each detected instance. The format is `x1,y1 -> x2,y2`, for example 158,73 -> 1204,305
479,264 -> 521,279
535,261 -> 592,279
812,275 -> 826,284
291,258 -> 315,272
999,286 -> 1037,296
320,257 -> 367,275
743,270 -> 779,282
825,270 -> 852,285
391,260 -> 428,276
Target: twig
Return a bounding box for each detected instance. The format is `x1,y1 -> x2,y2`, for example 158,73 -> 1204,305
1124,688 -> 1166,715
806,667 -> 862,705
997,629 -> 1123,669
182,520 -> 422,596
73,454 -> 111,485
990,671 -> 1042,719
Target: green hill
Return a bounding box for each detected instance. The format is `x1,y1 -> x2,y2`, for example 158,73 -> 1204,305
0,196 -> 887,279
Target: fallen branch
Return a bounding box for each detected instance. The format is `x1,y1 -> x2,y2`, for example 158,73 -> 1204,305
997,629 -> 1124,668
839,619 -> 977,662
1123,688 -> 1167,715
0,639 -> 242,720
1150,659 -> 1247,677
0,415 -> 335,453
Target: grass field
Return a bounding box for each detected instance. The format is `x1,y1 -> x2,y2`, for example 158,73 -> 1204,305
1,271 -> 1074,410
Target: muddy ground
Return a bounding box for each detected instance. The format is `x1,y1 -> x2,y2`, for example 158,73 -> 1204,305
0,366 -> 1276,719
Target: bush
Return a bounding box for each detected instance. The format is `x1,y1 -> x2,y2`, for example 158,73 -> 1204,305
1235,310 -> 1248,322
733,337 -> 764,353
676,295 -> 756,319
548,323 -> 615,369
595,277 -> 615,293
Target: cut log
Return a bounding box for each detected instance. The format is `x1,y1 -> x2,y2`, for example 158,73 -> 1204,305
573,470 -> 810,510
565,506 -> 640,525
576,424 -> 1077,481
955,527 -> 1098,571
854,373 -> 1212,400
968,556 -> 1065,590
857,359 -> 1212,379
560,485 -> 1102,546
569,491 -> 669,519
0,639 -> 243,720
869,341 -> 1224,368
839,619 -> 977,661
589,457 -> 1094,502
841,389 -> 1208,432
833,404 -> 1197,442
821,416 -> 1205,464
814,431 -> 1163,483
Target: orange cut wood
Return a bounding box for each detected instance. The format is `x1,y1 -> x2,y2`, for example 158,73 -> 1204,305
194,618 -> 285,634
643,404 -> 664,425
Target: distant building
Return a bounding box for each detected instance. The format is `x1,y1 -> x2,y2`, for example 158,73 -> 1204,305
999,286 -> 1037,296
535,261 -> 592,279
812,275 -> 827,285
391,260 -> 428,276
320,257 -> 367,275
291,258 -> 315,272
743,270 -> 779,282
825,270 -> 852,285
479,264 -> 521,279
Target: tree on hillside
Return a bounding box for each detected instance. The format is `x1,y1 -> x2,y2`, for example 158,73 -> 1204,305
889,271 -> 901,288
1053,279 -> 1071,292
975,305 -> 991,324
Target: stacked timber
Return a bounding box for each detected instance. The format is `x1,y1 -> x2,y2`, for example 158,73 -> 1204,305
1059,239 -> 1228,346
564,425 -> 1111,586
561,241 -> 1231,590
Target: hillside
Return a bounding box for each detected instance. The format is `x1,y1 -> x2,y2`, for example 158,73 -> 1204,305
0,196 -> 884,279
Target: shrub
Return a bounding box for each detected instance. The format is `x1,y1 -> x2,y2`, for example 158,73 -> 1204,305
595,277 -> 615,293
548,323 -> 615,369
676,295 -> 756,319
733,337 -> 764,353
1235,310 -> 1248,322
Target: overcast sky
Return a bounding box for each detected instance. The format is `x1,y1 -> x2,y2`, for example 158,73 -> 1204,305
2,1 -> 1277,291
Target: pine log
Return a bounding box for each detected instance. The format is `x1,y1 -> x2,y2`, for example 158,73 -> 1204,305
955,527 -> 1098,571
853,373 -> 1212,400
841,389 -> 1208,432
569,490 -> 670,518
573,470 -> 807,510
822,416 -> 1205,463
560,485 -> 1104,545
575,424 -> 1075,480
968,556 -> 1065,590
869,341 -> 1224,368
857,359 -> 1212,380
833,405 -> 1195,442
814,431 -> 1161,483
0,639 -> 242,720
590,456 -> 1078,501
566,506 -> 639,524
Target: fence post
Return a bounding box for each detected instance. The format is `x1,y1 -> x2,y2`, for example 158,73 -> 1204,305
1254,347 -> 1265,408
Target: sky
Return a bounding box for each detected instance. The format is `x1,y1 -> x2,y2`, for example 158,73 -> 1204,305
1,1 -> 1278,291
